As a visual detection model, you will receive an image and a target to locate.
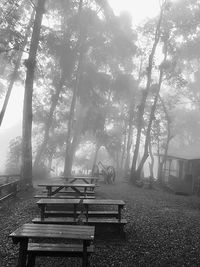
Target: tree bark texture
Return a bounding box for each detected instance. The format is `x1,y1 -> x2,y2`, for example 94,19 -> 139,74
130,4 -> 165,183
64,0 -> 84,176
33,73 -> 66,168
137,39 -> 168,177
157,95 -> 173,184
21,0 -> 46,186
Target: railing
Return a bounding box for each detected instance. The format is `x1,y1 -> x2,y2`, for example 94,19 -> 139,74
0,174 -> 21,201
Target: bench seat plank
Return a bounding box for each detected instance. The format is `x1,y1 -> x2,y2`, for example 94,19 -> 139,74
45,210 -> 119,217
28,243 -> 94,254
32,217 -> 127,225
34,195 -> 95,199
42,190 -> 94,194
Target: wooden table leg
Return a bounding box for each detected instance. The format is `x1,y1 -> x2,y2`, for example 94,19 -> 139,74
82,240 -> 88,267
17,238 -> 28,267
27,253 -> 36,267
83,178 -> 89,184
74,204 -> 77,222
47,186 -> 52,196
39,204 -> 45,220
84,187 -> 87,196
71,186 -> 82,196
118,205 -> 122,221
85,204 -> 89,222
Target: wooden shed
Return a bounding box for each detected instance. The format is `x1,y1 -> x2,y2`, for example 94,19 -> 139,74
159,154 -> 200,195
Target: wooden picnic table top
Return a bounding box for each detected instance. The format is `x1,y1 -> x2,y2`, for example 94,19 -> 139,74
83,199 -> 125,205
37,199 -> 81,205
38,182 -> 96,187
9,223 -> 95,241
59,176 -> 98,180
37,198 -> 125,206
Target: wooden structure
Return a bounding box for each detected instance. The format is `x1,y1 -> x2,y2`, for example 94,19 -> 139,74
32,198 -> 127,235
0,174 -> 20,201
92,161 -> 116,184
159,154 -> 200,194
37,181 -> 96,198
9,223 -> 94,267
58,176 -> 99,184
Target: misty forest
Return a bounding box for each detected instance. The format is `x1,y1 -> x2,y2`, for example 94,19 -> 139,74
1,0 -> 200,267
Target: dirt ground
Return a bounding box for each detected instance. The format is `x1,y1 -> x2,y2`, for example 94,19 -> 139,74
1,178 -> 200,266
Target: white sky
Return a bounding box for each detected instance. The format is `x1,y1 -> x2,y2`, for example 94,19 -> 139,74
108,0 -> 160,25
0,84 -> 24,130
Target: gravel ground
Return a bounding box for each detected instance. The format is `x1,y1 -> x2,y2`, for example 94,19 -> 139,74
1,180 -> 200,266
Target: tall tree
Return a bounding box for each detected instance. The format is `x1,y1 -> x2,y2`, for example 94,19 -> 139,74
0,8 -> 35,126
130,0 -> 168,183
137,36 -> 169,178
63,0 -> 84,176
21,0 -> 46,187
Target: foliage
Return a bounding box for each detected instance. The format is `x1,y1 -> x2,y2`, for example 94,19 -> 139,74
5,136 -> 22,174
2,0 -> 200,181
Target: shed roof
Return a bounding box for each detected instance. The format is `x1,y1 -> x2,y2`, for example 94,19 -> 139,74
157,153 -> 200,161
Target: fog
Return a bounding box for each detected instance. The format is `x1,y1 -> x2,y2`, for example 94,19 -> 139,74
0,0 -> 199,186
2,1 -> 200,266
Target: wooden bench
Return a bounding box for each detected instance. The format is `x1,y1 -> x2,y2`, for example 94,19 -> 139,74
34,194 -> 95,199
32,217 -> 127,235
32,217 -> 127,225
44,210 -> 119,218
27,243 -> 94,267
33,198 -> 127,236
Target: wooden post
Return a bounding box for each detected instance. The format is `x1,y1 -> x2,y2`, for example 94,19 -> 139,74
16,238 -> 28,267
82,240 -> 88,267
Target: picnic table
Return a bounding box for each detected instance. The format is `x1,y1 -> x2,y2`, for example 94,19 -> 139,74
59,176 -> 99,184
9,223 -> 94,267
33,199 -> 127,236
83,199 -> 125,221
37,198 -> 80,220
37,181 -> 96,198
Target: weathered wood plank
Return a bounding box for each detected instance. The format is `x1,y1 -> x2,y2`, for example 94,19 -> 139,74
45,210 -> 119,217
32,217 -> 127,225
34,195 -> 95,199
28,243 -> 94,253
9,223 -> 95,240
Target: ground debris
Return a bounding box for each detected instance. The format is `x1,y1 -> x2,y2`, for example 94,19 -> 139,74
1,183 -> 200,266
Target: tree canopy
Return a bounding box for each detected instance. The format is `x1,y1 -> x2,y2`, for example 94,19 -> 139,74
1,0 -> 200,186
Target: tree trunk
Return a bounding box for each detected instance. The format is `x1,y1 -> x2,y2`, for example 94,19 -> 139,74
65,110 -> 86,175
157,95 -> 174,184
33,73 -> 66,168
64,0 -> 84,176
148,139 -> 154,178
136,40 -> 168,178
33,1 -> 80,167
21,0 -> 46,188
124,102 -> 134,170
63,56 -> 83,175
120,129 -> 127,170
130,6 -> 164,183
0,9 -> 35,126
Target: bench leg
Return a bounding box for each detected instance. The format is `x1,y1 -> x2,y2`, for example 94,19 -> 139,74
119,225 -> 126,239
26,254 -> 36,267
82,241 -> 88,267
16,239 -> 28,267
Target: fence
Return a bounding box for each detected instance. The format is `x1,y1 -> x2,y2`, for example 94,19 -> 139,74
0,174 -> 21,201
